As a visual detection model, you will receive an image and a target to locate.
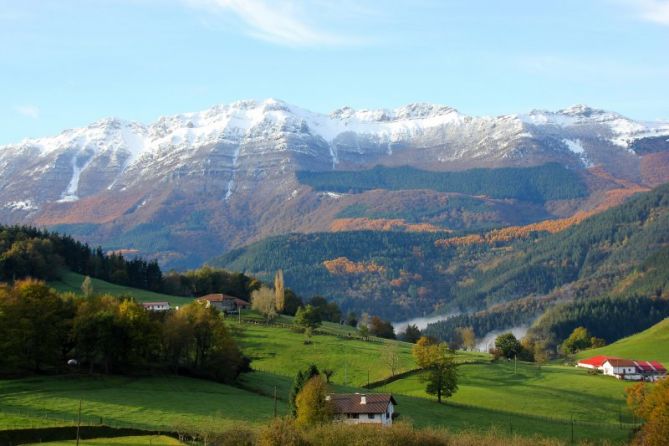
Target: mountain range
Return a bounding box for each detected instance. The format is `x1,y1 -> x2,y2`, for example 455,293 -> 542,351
1,99 -> 669,269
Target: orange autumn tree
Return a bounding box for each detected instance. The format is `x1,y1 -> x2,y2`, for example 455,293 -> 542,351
626,379 -> 669,446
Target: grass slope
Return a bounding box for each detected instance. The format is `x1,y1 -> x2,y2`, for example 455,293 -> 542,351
26,436 -> 184,446
0,375 -> 282,432
49,271 -> 193,307
384,361 -> 634,444
575,317 -> 669,364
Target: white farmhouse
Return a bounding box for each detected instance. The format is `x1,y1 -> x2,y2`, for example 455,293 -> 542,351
328,393 -> 397,426
601,358 -> 642,381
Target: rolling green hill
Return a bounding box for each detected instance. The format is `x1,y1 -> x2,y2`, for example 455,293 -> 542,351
575,318 -> 669,364
49,271 -> 193,307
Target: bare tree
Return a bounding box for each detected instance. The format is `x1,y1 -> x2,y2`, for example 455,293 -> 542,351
251,286 -> 277,323
382,341 -> 401,377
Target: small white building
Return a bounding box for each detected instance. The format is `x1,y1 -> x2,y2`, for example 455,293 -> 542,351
328,393 -> 397,426
141,301 -> 171,312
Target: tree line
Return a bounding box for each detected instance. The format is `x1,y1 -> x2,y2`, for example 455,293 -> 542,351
0,279 -> 249,382
297,163 -> 587,203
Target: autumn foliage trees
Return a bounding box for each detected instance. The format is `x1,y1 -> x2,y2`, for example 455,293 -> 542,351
0,279 -> 249,382
626,379 -> 669,446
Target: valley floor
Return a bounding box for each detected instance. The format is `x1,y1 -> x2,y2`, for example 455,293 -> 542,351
0,319 -> 638,445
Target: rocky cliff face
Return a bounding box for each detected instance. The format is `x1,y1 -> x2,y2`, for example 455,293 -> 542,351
1,99 -> 668,268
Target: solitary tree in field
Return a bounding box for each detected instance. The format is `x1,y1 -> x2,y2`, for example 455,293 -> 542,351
274,270 -> 285,313
412,336 -> 458,403
381,341 -> 401,377
251,286 -> 277,323
495,333 -> 521,359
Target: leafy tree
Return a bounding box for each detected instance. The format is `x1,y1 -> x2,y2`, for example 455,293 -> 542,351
412,337 -> 458,403
345,311 -> 358,327
561,326 -> 593,354
295,305 -> 322,331
308,296 -> 341,323
626,379 -> 669,446
282,289 -> 303,316
495,333 -> 522,359
252,286 -> 277,323
369,315 -> 395,339
400,324 -> 421,343
458,327 -> 476,351
0,280 -> 72,372
275,270 -> 285,313
289,365 -> 320,417
295,375 -> 333,427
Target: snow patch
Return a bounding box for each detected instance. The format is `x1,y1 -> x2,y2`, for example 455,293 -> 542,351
58,152 -> 95,202
4,200 -> 38,211
562,138 -> 584,154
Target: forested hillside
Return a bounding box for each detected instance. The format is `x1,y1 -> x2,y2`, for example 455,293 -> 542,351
425,183 -> 669,347
214,183 -> 669,330
297,163 -> 587,202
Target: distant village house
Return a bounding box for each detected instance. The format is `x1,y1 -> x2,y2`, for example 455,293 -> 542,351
577,355 -> 667,381
141,301 -> 171,312
327,393 -> 397,426
197,293 -> 250,314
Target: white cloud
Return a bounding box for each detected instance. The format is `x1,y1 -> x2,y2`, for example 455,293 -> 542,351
622,0 -> 669,26
183,0 -> 359,46
15,105 -> 40,119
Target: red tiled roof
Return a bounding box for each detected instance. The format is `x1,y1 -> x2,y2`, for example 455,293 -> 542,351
577,356 -> 619,367
649,361 -> 667,372
605,358 -> 636,367
328,394 -> 397,415
198,293 -> 238,302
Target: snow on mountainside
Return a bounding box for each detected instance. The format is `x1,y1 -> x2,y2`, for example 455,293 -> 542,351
1,99 -> 668,269
2,99 -> 667,202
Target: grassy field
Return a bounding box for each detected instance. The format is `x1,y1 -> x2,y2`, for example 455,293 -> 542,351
575,317 -> 669,364
26,436 -> 184,446
382,361 -> 635,444
0,311 -> 641,444
49,271 -> 193,307
233,316 -> 488,388
0,375 -> 281,432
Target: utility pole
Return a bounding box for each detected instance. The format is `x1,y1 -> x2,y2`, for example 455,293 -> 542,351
273,386 -> 277,417
238,307 -> 241,324
514,354 -> 517,374
76,400 -> 82,446
570,414 -> 574,444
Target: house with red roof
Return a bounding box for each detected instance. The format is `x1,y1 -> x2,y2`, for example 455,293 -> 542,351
327,393 -> 397,426
197,293 -> 250,314
577,355 -> 666,381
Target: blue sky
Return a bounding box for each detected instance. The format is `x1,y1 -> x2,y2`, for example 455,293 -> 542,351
1,0 -> 668,144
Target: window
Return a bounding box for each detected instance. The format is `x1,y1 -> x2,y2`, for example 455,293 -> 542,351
367,414 -> 374,419
351,414 -> 359,419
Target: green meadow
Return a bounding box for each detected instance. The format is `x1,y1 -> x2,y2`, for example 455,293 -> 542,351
575,318 -> 669,364
0,311 -> 644,444
49,271 -> 193,307
25,436 -> 184,446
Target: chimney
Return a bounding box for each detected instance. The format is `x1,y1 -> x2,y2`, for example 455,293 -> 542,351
360,395 -> 367,405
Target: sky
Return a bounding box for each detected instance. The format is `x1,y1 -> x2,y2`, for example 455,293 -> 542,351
1,0 -> 668,145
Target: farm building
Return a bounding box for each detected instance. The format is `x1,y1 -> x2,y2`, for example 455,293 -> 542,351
141,301 -> 171,312
577,356 -> 667,381
327,393 -> 397,426
197,293 -> 250,313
